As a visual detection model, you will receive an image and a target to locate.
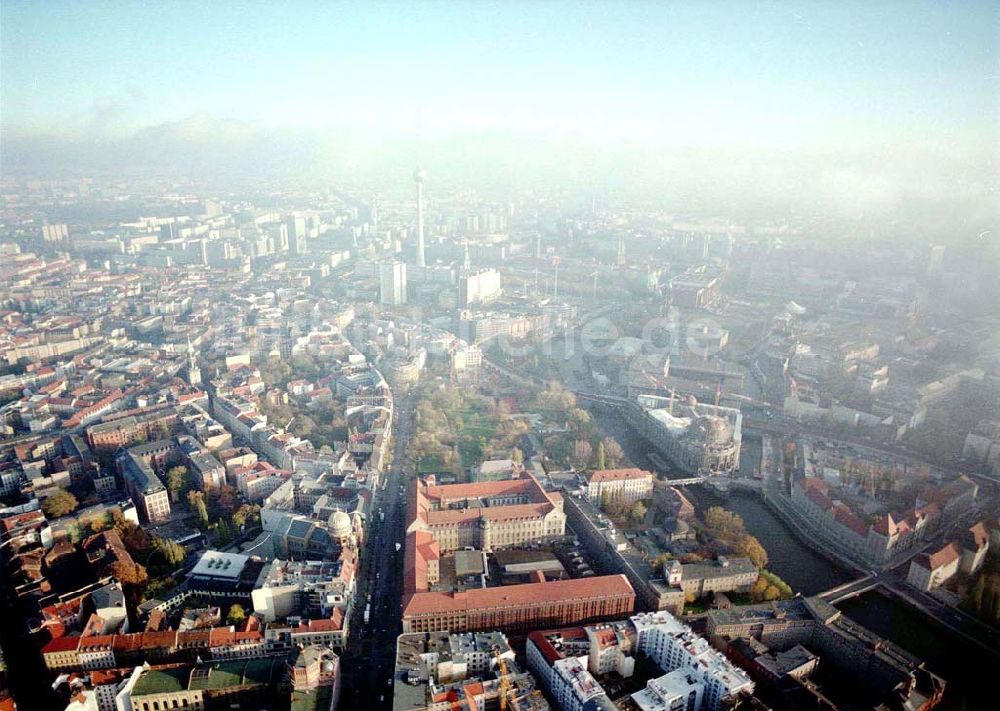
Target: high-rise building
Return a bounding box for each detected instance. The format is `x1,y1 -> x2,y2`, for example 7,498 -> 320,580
414,166 -> 427,268
459,268 -> 502,307
185,337 -> 201,387
41,223 -> 69,243
286,215 -> 307,255
380,261 -> 408,306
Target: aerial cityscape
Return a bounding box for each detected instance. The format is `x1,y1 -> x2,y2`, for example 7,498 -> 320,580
0,2 -> 997,711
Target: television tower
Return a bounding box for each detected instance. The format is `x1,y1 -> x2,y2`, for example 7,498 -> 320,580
414,166 -> 427,268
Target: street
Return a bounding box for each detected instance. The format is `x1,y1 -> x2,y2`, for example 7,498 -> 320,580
340,391 -> 414,711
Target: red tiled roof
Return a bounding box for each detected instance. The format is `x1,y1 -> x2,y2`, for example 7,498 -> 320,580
78,634 -> 114,651
527,627 -> 589,666
405,530 -> 440,595
176,630 -> 210,647
426,502 -> 554,526
832,504 -> 869,537
965,521 -> 989,550
872,513 -> 897,537
423,474 -> 547,504
42,635 -> 81,654
587,468 -> 653,483
803,485 -> 833,511
923,542 -> 961,571
112,634 -> 144,651
404,574 -> 634,617
140,630 -> 177,649
294,616 -> 341,633
81,613 -> 106,637
41,596 -> 83,622
208,627 -> 235,646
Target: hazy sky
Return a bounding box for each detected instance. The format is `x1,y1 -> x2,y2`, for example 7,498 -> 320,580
1,0 -> 996,217
3,1 -> 995,146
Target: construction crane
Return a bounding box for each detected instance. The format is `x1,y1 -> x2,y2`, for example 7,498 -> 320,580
495,648 -> 512,711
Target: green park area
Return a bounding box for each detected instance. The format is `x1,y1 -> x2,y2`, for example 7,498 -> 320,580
409,377 -> 630,479
409,381 -> 521,478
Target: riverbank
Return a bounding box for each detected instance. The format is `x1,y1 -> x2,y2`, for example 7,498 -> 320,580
588,403 -> 855,594
587,402 -> 991,707
685,487 -> 853,595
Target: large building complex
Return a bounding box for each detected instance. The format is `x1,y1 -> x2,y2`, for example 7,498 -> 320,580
624,395 -> 742,475
402,574 -> 635,634
403,472 -> 634,633
393,631 -> 548,711
707,597 -> 945,708
585,468 -> 654,503
406,474 -> 566,552
527,611 -> 753,711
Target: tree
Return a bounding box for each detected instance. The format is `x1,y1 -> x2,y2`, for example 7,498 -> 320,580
602,438 -> 625,468
42,489 -> 78,518
232,504 -> 261,530
703,506 -> 769,569
226,603 -> 246,627
153,537 -> 186,567
511,447 -> 524,465
187,491 -> 209,528
573,440 -> 593,468
751,571 -> 793,602
111,560 -> 148,586
629,501 -> 648,528
596,441 -> 607,471
293,415 -> 316,438
114,518 -> 151,555
652,553 -> 673,573
207,485 -> 239,519
88,516 -> 110,536
166,466 -> 190,503
740,536 -> 769,570
569,408 -> 591,429
212,519 -> 234,547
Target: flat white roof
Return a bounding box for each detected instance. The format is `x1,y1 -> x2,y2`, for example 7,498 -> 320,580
191,550 -> 249,580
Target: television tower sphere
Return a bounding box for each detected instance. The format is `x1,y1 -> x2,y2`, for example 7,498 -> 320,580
414,166 -> 427,183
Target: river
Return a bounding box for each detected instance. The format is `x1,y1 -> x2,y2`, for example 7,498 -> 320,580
839,592 -> 990,710
589,404 -> 992,709
688,487 -> 853,594
702,490 -> 990,708
589,404 -> 852,594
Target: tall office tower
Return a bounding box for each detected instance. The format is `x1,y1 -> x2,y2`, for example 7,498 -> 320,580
285,215 -> 306,255
414,166 -> 427,268
379,261 -> 408,306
